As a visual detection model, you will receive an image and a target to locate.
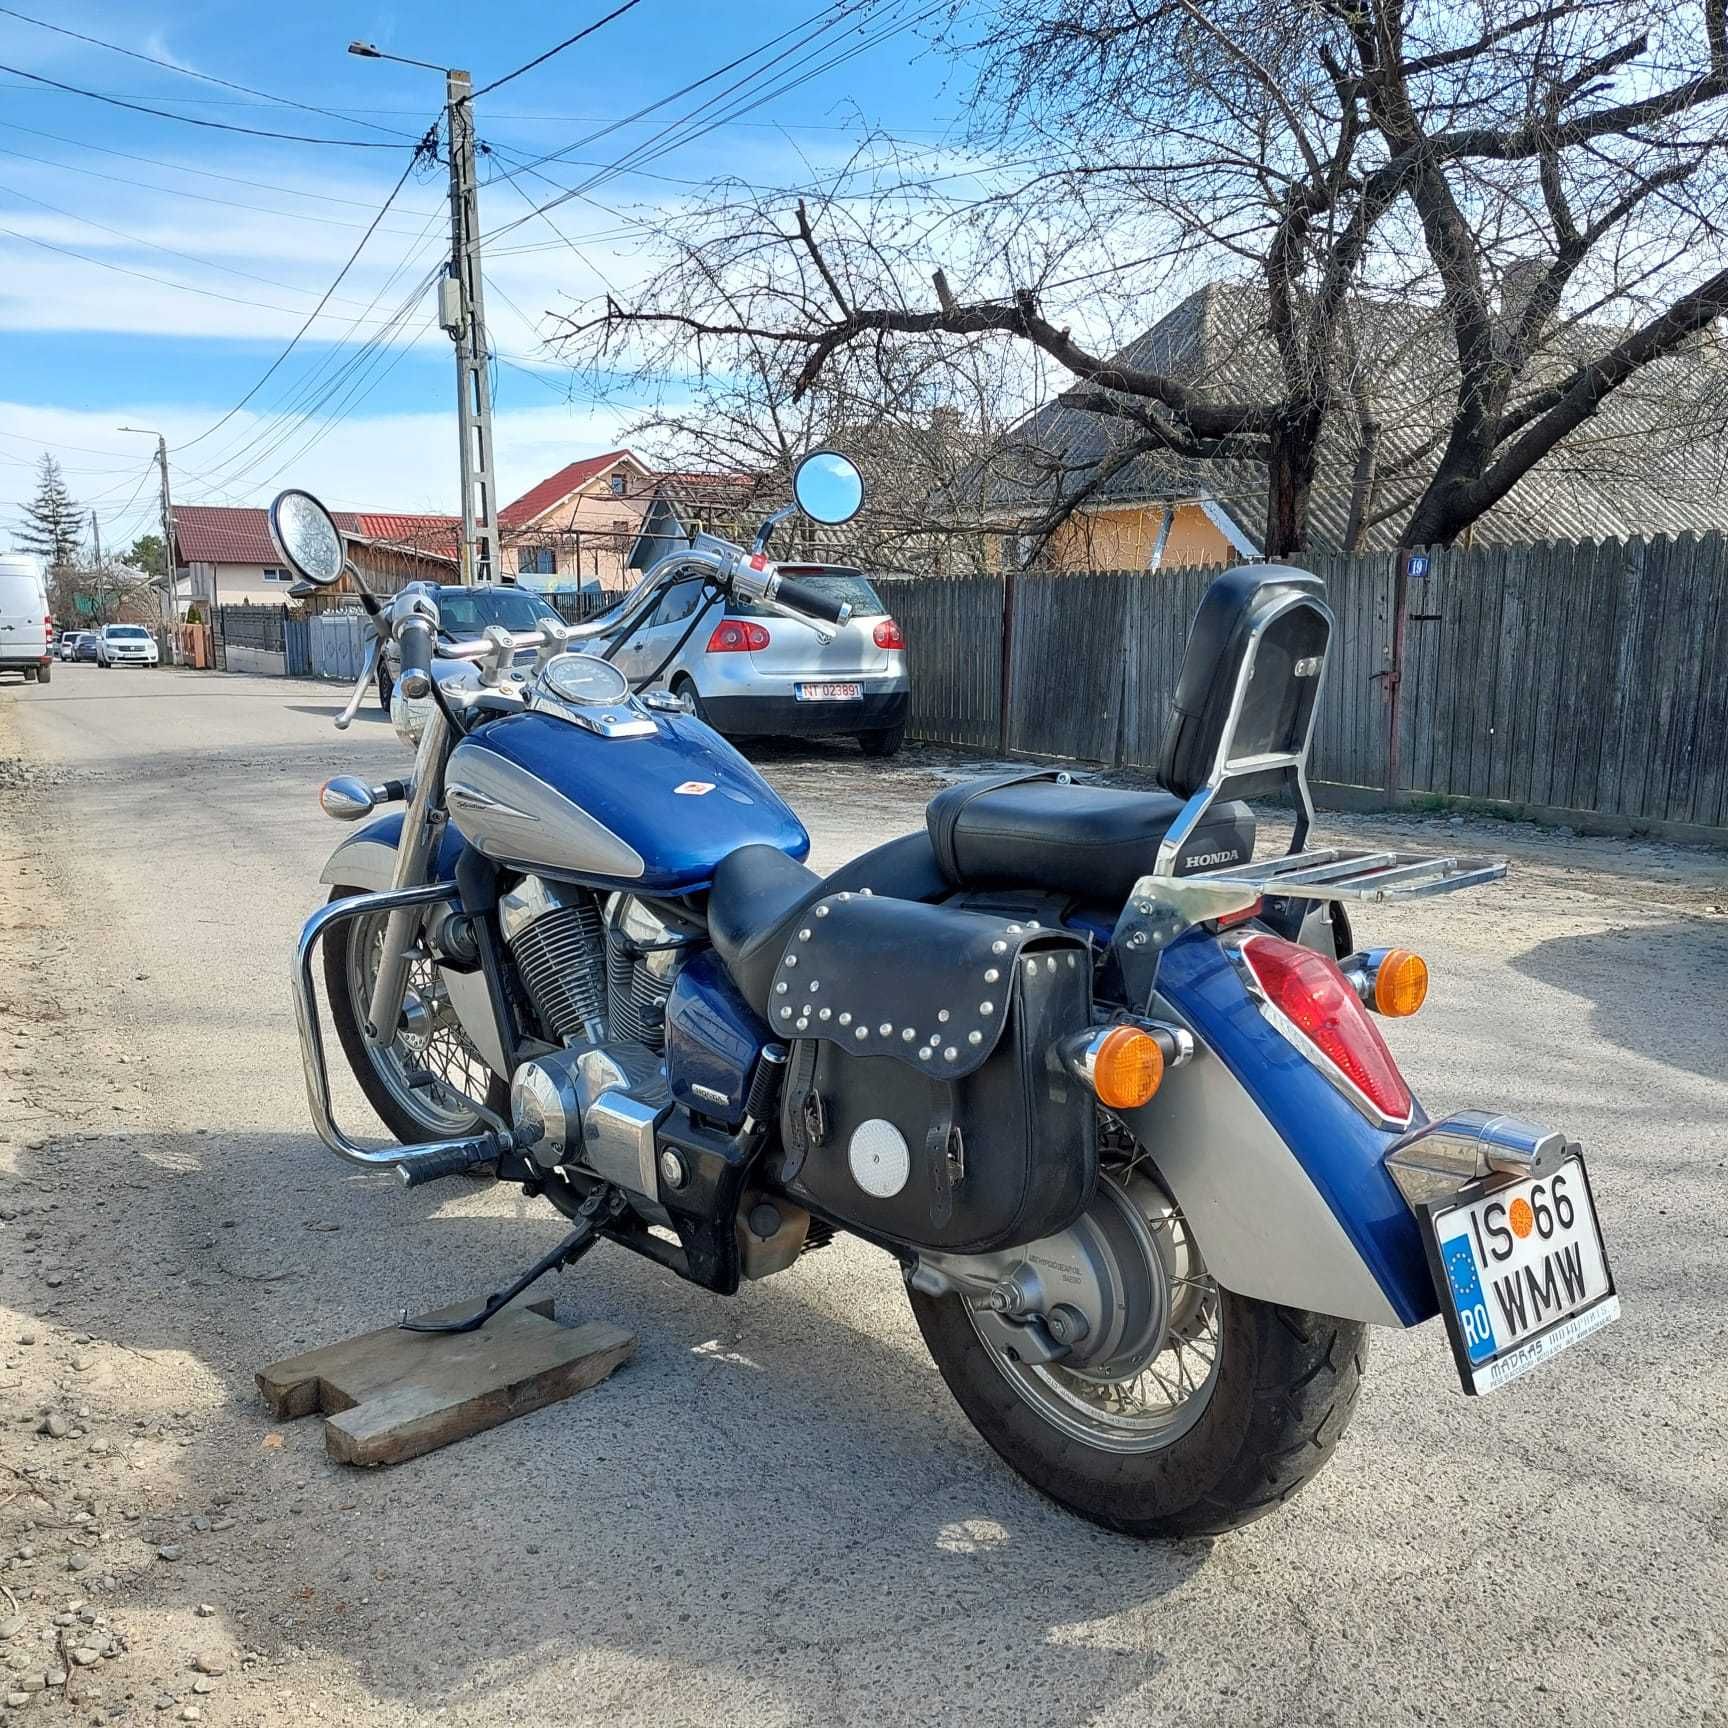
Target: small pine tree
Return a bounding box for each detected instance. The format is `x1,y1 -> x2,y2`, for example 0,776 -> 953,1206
14,455 -> 82,567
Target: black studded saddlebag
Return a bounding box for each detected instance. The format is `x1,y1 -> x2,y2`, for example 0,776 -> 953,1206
769,891 -> 1096,1254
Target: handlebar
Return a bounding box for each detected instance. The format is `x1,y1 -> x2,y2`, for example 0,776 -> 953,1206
769,574 -> 853,627
397,616 -> 435,699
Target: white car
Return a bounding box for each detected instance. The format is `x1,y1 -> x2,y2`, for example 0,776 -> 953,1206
96,624 -> 160,668
603,564 -> 911,755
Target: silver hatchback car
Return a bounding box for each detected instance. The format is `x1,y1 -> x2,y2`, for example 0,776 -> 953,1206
604,564 -> 910,755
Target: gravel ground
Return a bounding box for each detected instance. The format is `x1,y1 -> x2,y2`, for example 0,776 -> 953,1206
0,663 -> 1724,1728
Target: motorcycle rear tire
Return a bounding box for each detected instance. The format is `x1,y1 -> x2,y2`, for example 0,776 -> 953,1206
322,885 -> 510,1146
909,1285 -> 1366,1540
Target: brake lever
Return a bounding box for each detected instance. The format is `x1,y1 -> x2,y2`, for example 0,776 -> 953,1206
334,638 -> 380,731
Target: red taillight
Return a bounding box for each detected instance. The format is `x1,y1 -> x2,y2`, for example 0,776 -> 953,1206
706,620 -> 770,653
1237,934 -> 1412,1122
872,617 -> 905,650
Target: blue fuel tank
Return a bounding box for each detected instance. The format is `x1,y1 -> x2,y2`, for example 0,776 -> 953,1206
445,709 -> 810,893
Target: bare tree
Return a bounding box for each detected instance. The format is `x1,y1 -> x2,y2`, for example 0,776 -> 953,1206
566,1 -> 1728,554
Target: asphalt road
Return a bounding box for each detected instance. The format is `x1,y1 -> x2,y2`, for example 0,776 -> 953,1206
1,663 -> 1725,1727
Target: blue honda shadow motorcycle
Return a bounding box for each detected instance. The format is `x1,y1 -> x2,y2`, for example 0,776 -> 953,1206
280,453 -> 1618,1539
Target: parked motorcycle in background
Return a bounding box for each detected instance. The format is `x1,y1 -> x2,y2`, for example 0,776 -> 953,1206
278,451 -> 1618,1539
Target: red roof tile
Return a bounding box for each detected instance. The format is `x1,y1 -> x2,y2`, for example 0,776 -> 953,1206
498,450 -> 633,529
174,505 -> 359,566
354,513 -> 460,557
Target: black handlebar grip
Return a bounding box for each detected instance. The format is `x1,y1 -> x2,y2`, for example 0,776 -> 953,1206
397,617 -> 435,698
773,576 -> 852,626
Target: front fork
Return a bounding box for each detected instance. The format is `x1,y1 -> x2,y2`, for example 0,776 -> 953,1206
363,707 -> 451,1047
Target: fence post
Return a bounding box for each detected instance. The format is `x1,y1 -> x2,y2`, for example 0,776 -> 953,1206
1385,547 -> 1413,796
997,567 -> 1017,756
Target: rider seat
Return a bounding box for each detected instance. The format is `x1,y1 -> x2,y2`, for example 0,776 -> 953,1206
708,781 -> 1255,1017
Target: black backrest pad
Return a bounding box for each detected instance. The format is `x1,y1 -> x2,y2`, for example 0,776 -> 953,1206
1159,563 -> 1330,799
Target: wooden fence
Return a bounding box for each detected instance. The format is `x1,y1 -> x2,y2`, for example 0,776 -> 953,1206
877,531 -> 1728,838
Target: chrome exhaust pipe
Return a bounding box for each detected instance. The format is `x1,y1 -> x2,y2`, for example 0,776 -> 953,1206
292,882 -> 508,1173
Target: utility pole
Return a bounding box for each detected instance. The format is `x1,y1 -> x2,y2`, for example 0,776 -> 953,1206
349,44 -> 501,587
117,427 -> 179,663
442,70 -> 500,586
89,508 -> 103,632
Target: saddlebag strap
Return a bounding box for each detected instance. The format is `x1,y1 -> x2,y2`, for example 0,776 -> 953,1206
779,1036 -> 823,1185
926,769 -> 1076,885
925,1086 -> 955,1230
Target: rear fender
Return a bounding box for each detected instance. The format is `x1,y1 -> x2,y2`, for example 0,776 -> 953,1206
1118,929 -> 1436,1328
317,814 -> 508,1078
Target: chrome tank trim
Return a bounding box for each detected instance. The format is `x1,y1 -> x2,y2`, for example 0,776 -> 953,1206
444,743 -> 647,879
1116,999 -> 1404,1328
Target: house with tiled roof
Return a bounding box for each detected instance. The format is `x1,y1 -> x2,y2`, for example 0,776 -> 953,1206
974,281 -> 1728,569
171,506 -> 456,612
498,449 -> 656,593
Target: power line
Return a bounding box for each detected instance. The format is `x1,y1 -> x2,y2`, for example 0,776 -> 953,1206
480,1 -> 943,245
472,0 -> 649,99
0,181 -> 402,310
0,140 -> 439,236
0,81 -> 963,134
0,223 -> 435,323
177,140 -> 439,452
0,5 -> 421,141
0,121 -> 445,224
0,61 -> 413,148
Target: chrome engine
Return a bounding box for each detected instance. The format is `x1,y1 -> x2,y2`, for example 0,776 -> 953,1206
499,877 -> 698,1051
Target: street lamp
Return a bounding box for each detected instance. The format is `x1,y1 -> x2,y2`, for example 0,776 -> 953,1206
116,426 -> 181,664
346,41 -> 449,72
348,37 -> 500,586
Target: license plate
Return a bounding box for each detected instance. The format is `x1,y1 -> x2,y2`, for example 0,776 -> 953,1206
795,682 -> 862,701
1422,1155 -> 1618,1395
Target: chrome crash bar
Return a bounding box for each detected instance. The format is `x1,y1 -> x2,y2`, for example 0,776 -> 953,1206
293,881 -> 513,1178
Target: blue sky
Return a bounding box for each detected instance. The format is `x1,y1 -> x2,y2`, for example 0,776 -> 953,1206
0,1 -> 965,547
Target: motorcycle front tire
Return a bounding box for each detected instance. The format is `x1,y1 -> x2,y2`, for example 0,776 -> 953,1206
321,885 -> 510,1145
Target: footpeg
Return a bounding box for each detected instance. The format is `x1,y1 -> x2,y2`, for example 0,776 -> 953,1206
395,1135 -> 503,1188
398,1185 -> 627,1335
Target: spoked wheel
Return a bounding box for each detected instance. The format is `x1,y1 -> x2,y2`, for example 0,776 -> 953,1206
909,1161 -> 1368,1539
322,885 -> 509,1145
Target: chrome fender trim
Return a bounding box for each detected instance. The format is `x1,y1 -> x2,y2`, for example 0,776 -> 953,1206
1117,1003 -> 1405,1329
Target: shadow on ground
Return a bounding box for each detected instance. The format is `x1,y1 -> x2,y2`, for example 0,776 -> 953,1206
8,1127 -> 1209,1725
1510,917 -> 1728,1083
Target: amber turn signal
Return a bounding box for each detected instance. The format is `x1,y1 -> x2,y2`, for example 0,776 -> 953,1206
1089,1025 -> 1165,1110
1373,949 -> 1429,1018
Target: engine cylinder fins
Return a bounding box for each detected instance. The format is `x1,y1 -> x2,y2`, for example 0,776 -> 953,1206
507,895 -> 608,1043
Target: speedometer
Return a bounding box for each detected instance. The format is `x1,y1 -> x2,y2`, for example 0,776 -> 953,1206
541,652 -> 630,706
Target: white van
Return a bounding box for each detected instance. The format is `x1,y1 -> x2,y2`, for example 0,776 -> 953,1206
0,554 -> 52,684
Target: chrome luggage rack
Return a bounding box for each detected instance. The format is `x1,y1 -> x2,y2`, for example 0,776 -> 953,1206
1193,847 -> 1507,903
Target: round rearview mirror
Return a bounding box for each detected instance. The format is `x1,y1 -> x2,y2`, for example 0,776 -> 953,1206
791,450 -> 864,526
268,489 -> 346,587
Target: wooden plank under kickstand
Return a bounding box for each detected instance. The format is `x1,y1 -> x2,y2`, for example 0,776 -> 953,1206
256,1298 -> 635,1466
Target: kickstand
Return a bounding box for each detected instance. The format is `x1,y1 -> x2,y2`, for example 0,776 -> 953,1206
399,1186 -> 626,1336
